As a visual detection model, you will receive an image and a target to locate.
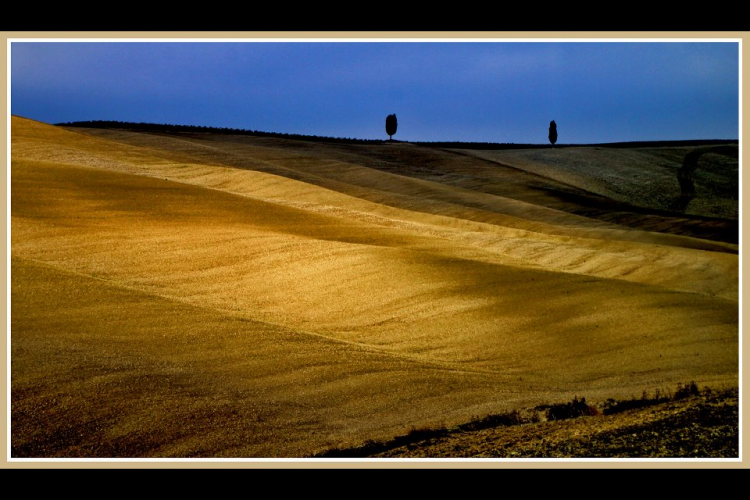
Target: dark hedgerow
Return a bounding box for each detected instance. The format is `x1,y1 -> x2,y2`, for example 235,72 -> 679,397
57,121 -> 737,150
604,381 -> 703,415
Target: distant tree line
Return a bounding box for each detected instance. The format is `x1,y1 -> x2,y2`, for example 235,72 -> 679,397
56,120 -> 385,145
410,139 -> 737,150
56,120 -> 738,150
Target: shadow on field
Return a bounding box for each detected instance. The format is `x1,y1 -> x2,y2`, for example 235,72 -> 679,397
672,145 -> 738,213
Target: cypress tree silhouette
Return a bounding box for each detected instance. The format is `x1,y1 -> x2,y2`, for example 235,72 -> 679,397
548,120 -> 557,145
386,114 -> 398,141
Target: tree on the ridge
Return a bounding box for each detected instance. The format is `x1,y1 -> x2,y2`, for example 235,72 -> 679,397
549,120 -> 558,146
386,114 -> 398,141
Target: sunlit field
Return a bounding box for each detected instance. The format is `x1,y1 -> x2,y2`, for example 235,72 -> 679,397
11,116 -> 738,458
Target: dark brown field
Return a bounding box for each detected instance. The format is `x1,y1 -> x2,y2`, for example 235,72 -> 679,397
10,116 -> 739,460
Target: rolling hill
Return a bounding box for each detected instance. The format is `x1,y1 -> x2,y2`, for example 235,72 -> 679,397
10,116 -> 739,458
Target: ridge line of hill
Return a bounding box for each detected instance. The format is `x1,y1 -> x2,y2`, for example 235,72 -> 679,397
54,119 -> 739,149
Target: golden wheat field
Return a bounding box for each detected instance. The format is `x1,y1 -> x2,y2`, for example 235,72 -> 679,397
10,116 -> 739,458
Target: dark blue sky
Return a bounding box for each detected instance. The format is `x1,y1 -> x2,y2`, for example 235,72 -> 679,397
11,40 -> 740,144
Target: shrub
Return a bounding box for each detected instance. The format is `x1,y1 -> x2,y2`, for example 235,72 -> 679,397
546,396 -> 598,421
674,381 -> 700,400
458,409 -> 537,432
